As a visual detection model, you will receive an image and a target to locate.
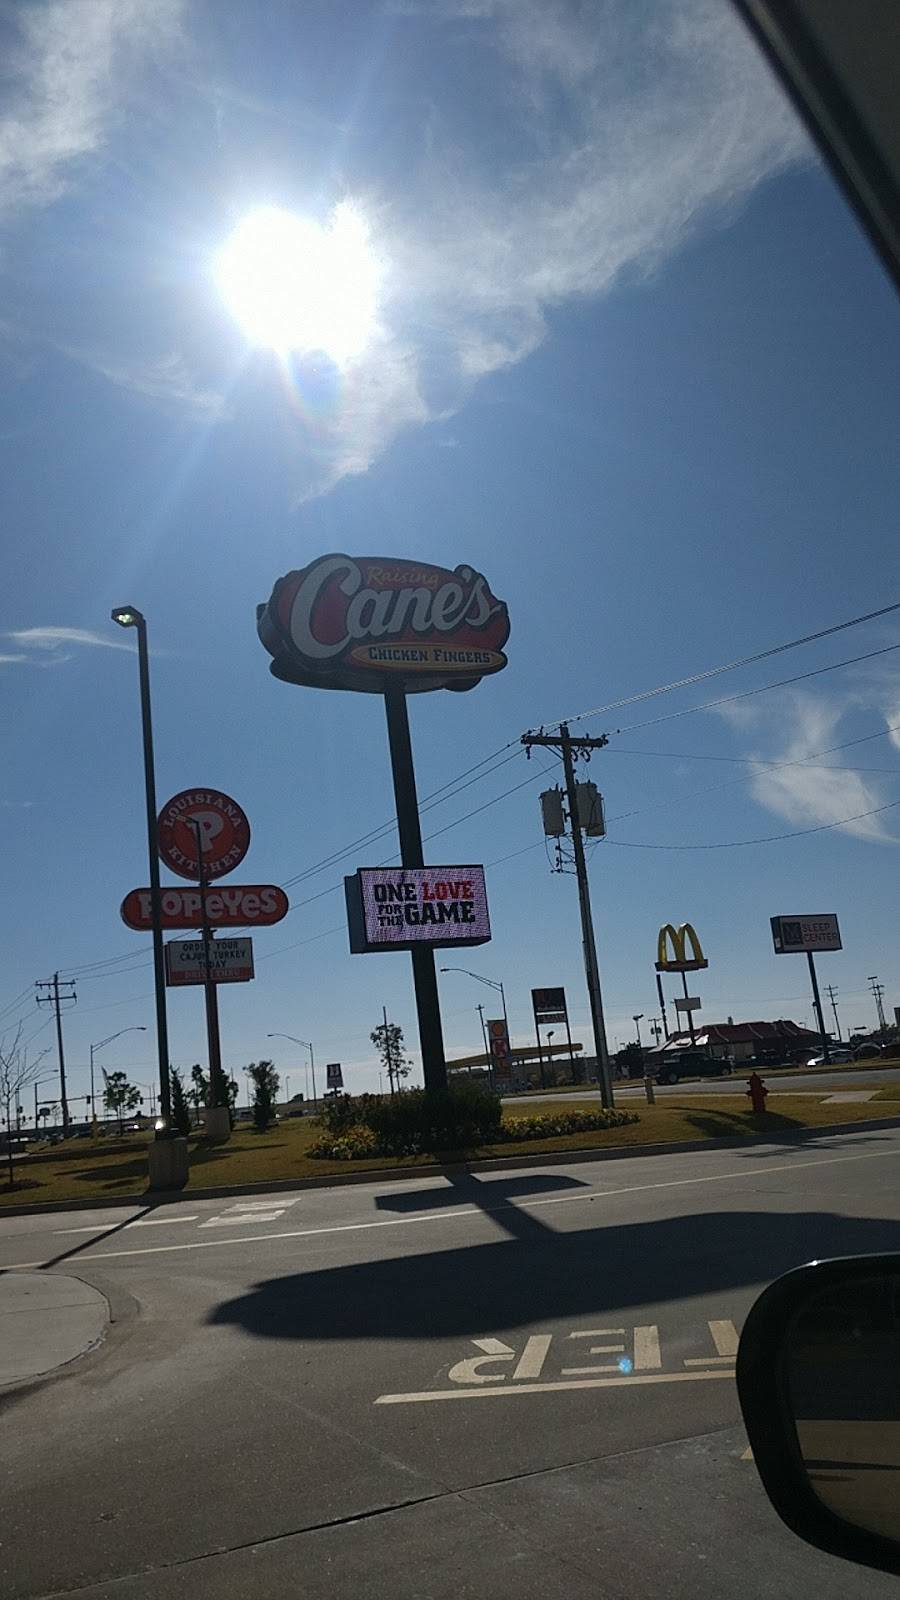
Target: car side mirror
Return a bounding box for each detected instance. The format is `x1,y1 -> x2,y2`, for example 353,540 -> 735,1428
737,1255 -> 900,1576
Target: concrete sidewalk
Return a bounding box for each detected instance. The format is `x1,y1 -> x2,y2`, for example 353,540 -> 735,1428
0,1271 -> 108,1387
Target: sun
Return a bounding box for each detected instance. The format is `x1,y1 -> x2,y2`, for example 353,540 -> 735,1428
215,203 -> 380,365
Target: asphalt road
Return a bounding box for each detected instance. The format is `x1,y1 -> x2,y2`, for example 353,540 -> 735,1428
506,1062 -> 900,1102
2,1127 -> 900,1598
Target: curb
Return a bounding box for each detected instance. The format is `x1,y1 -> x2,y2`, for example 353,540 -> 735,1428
1,1113 -> 898,1219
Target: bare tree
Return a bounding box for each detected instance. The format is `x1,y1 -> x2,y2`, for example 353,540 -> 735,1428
0,1027 -> 50,1188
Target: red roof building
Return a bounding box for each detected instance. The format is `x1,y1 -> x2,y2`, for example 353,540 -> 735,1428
654,1019 -> 823,1062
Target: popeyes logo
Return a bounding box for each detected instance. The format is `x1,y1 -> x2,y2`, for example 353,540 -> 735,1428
257,554 -> 510,694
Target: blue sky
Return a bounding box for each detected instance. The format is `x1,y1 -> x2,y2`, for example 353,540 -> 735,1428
1,0 -> 899,1109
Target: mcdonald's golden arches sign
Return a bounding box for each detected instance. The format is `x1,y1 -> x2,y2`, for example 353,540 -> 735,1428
655,923 -> 709,973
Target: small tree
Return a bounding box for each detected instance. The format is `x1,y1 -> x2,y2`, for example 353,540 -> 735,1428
0,1028 -> 49,1188
189,1064 -> 209,1123
247,1060 -> 280,1131
169,1067 -> 191,1137
371,1019 -> 411,1095
102,1070 -> 142,1133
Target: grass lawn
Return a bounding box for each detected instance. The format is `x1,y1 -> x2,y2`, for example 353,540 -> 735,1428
2,1092 -> 898,1208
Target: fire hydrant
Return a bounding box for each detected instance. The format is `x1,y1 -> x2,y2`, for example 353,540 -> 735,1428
746,1070 -> 768,1113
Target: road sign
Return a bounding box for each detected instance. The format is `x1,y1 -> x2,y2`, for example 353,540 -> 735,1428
532,987 -> 568,1024
675,996 -> 702,1013
164,937 -> 254,986
121,884 -> 287,930
157,789 -> 251,882
770,914 -> 842,954
326,1062 -> 344,1089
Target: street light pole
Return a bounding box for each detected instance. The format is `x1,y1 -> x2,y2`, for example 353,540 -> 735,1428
267,1034 -> 317,1109
633,1014 -> 644,1049
90,1028 -> 147,1122
111,607 -> 171,1128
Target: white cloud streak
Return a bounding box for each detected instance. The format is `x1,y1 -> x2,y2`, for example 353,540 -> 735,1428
299,0 -> 811,495
0,0 -> 183,214
7,627 -> 134,654
719,689 -> 900,844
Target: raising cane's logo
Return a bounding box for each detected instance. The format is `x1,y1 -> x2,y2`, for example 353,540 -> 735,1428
257,554 -> 510,694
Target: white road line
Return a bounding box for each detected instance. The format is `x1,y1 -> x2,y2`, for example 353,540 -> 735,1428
684,1356 -> 736,1367
54,1214 -> 200,1235
7,1140 -> 899,1267
53,1224 -> 128,1236
199,1209 -> 283,1222
513,1334 -> 553,1381
375,1368 -> 736,1405
708,1319 -> 740,1358
634,1325 -> 662,1371
132,1215 -> 199,1227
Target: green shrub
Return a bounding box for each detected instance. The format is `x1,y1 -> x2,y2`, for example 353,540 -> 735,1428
319,1094 -> 379,1135
365,1084 -> 502,1156
307,1093 -> 637,1161
499,1108 -> 638,1141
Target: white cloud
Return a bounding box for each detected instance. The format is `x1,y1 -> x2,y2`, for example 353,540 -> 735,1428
0,0 -> 183,214
300,0 -> 811,493
7,627 -> 134,654
0,0 -> 812,491
67,348 -> 229,421
724,691 -> 899,844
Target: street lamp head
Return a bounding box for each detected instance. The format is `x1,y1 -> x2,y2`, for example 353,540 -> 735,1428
111,605 -> 144,628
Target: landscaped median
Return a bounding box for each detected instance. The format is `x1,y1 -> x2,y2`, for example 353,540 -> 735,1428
2,1088 -> 898,1209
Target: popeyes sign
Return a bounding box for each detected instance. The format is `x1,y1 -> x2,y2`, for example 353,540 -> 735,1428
257,554 -> 510,694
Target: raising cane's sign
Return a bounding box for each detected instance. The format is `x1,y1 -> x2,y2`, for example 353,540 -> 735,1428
257,554 -> 510,694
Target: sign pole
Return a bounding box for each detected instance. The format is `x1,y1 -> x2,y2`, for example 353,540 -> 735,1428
655,972 -> 670,1040
383,689 -> 447,1092
681,971 -> 697,1045
190,820 -> 226,1109
806,950 -> 831,1065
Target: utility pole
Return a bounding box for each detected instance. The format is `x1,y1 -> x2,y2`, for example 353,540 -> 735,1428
36,974 -> 76,1136
868,975 -> 887,1033
524,724 -> 614,1108
824,983 -> 842,1042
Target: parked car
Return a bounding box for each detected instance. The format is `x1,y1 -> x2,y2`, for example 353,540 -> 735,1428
805,1047 -> 852,1066
853,1042 -> 884,1059
652,1050 -> 733,1086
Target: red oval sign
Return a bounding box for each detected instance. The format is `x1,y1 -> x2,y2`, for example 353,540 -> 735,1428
121,884 -> 287,930
157,789 -> 250,882
257,554 -> 510,695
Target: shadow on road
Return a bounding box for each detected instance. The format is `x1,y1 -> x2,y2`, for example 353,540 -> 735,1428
374,1171 -> 587,1240
207,1206 -> 900,1344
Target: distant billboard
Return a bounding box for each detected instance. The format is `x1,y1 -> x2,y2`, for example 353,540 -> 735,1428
771,915 -> 842,954
532,987 -> 568,1025
345,866 -> 490,953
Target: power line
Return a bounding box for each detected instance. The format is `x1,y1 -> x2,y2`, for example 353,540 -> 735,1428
557,599 -> 900,729
605,793 -> 900,849
607,641 -> 900,738
608,721 -> 900,829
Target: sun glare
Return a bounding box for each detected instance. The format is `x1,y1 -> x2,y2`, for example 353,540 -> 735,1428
215,203 -> 379,365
